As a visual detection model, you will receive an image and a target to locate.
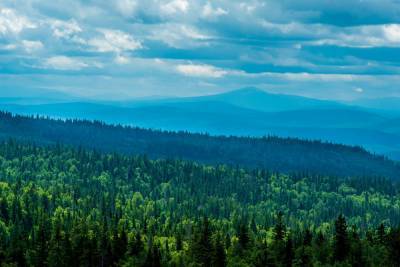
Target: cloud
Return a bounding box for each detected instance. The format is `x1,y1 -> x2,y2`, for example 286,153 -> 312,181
0,43 -> 16,50
44,56 -> 89,70
238,2 -> 257,14
354,87 -> 364,93
115,0 -> 137,17
150,24 -> 210,48
176,64 -> 228,78
50,19 -> 82,40
276,0 -> 400,26
383,24 -> 400,43
308,24 -> 400,48
88,29 -> 142,53
1,0 -> 400,100
0,8 -> 36,35
161,0 -> 189,15
202,2 -> 228,19
115,54 -> 130,64
21,40 -> 43,53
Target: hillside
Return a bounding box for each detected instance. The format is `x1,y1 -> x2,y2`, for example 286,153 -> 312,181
376,117 -> 400,134
0,140 -> 400,266
0,111 -> 398,179
1,88 -> 399,160
350,97 -> 400,114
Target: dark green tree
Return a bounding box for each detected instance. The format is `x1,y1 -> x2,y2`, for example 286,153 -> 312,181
191,217 -> 213,267
212,233 -> 226,267
284,236 -> 294,267
238,222 -> 250,251
274,212 -> 286,242
333,214 -> 349,262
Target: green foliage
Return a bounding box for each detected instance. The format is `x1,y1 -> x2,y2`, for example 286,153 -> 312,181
333,214 -> 349,262
0,111 -> 399,179
0,140 -> 398,266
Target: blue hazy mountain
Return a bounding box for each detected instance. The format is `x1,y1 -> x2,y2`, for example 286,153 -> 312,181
0,100 -> 387,129
117,87 -> 345,112
375,117 -> 400,134
347,97 -> 400,115
0,87 -> 76,100
0,88 -> 399,159
185,87 -> 344,112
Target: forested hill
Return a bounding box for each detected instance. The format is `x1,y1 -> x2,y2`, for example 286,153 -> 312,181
0,111 -> 398,179
0,140 -> 400,266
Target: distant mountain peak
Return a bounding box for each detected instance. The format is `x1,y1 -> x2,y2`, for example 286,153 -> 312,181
222,87 -> 270,96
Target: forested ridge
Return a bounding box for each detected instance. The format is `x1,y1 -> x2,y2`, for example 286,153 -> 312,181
0,111 -> 399,179
1,141 -> 400,266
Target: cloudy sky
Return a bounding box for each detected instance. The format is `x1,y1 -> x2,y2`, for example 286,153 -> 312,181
1,0 -> 400,100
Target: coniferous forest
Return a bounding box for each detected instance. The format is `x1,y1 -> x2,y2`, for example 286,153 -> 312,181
0,111 -> 399,179
3,0 -> 400,266
0,139 -> 400,266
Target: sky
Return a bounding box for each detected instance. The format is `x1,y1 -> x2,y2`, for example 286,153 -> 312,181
1,0 -> 400,100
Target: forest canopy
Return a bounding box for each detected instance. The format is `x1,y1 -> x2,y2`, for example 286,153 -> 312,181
0,140 -> 400,266
0,111 -> 399,180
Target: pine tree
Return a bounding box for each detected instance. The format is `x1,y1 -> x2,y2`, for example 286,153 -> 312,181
274,211 -> 286,241
387,227 -> 400,267
176,232 -> 183,251
284,236 -> 294,267
112,228 -> 128,263
33,215 -> 49,267
253,241 -> 274,267
212,233 -> 226,267
128,231 -> 144,256
191,217 -> 213,267
225,234 -> 231,249
333,214 -> 349,262
143,242 -> 162,267
238,222 -> 250,250
349,228 -> 365,267
377,223 -> 386,244
303,229 -> 312,246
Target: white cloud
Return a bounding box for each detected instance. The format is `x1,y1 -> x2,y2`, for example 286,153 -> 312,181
239,2 -> 257,14
89,29 -> 142,53
202,2 -> 228,19
51,19 -> 82,39
44,56 -> 89,70
48,19 -> 88,45
161,0 -> 189,15
275,72 -> 356,82
115,0 -> 137,17
115,54 -> 130,64
0,43 -> 16,50
229,70 -> 360,82
151,24 -> 209,48
259,20 -> 331,38
21,40 -> 43,53
383,24 -> 400,43
176,64 -> 228,78
308,23 -> 400,48
354,87 -> 364,93
0,8 -> 36,35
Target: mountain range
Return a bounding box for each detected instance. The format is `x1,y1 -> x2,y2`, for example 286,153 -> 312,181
0,87 -> 399,160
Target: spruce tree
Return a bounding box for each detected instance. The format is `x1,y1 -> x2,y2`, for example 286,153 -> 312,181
377,223 -> 386,244
212,233 -> 226,267
274,211 -> 286,241
238,223 -> 250,250
333,214 -> 349,262
284,236 -> 294,267
191,217 -> 213,267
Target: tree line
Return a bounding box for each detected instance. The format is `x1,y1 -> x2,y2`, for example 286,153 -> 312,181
0,111 -> 398,179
